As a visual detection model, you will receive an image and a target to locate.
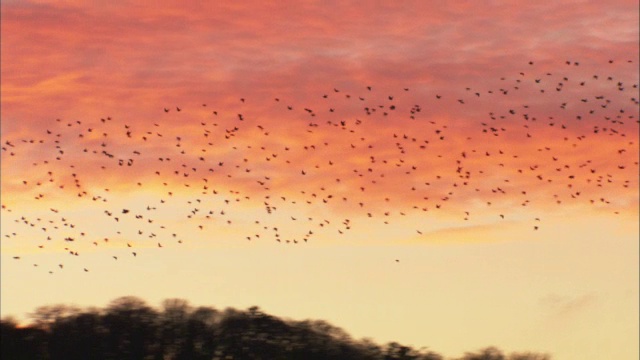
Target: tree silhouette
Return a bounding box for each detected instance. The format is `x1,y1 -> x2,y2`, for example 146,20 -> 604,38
1,297 -> 551,360
102,296 -> 159,360
456,347 -> 551,360
1,317 -> 47,360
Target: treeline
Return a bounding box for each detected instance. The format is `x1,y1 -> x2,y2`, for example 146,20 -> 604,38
1,296 -> 550,360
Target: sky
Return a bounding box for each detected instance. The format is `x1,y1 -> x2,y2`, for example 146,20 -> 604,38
1,1 -> 639,359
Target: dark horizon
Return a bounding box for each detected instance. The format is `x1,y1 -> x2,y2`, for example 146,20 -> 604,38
2,295 -> 551,360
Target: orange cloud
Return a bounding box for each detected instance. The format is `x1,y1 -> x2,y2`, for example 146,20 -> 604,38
2,0 -> 638,254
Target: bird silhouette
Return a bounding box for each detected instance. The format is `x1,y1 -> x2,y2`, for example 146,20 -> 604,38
2,58 -> 637,272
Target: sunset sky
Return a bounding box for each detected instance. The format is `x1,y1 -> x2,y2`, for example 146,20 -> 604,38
1,1 -> 639,359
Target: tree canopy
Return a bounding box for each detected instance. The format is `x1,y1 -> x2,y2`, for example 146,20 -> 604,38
1,297 -> 550,360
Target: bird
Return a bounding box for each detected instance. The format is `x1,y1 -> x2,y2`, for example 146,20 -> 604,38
2,58 -> 636,275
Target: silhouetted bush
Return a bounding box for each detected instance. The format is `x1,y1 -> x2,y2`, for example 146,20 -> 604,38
455,347 -> 551,360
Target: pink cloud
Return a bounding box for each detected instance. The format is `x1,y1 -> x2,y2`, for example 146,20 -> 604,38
1,0 -> 638,247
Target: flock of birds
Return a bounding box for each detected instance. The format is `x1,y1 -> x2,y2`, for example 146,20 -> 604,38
2,59 -> 638,273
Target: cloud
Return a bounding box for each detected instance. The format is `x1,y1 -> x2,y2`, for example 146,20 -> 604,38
1,0 -> 637,249
539,292 -> 599,318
